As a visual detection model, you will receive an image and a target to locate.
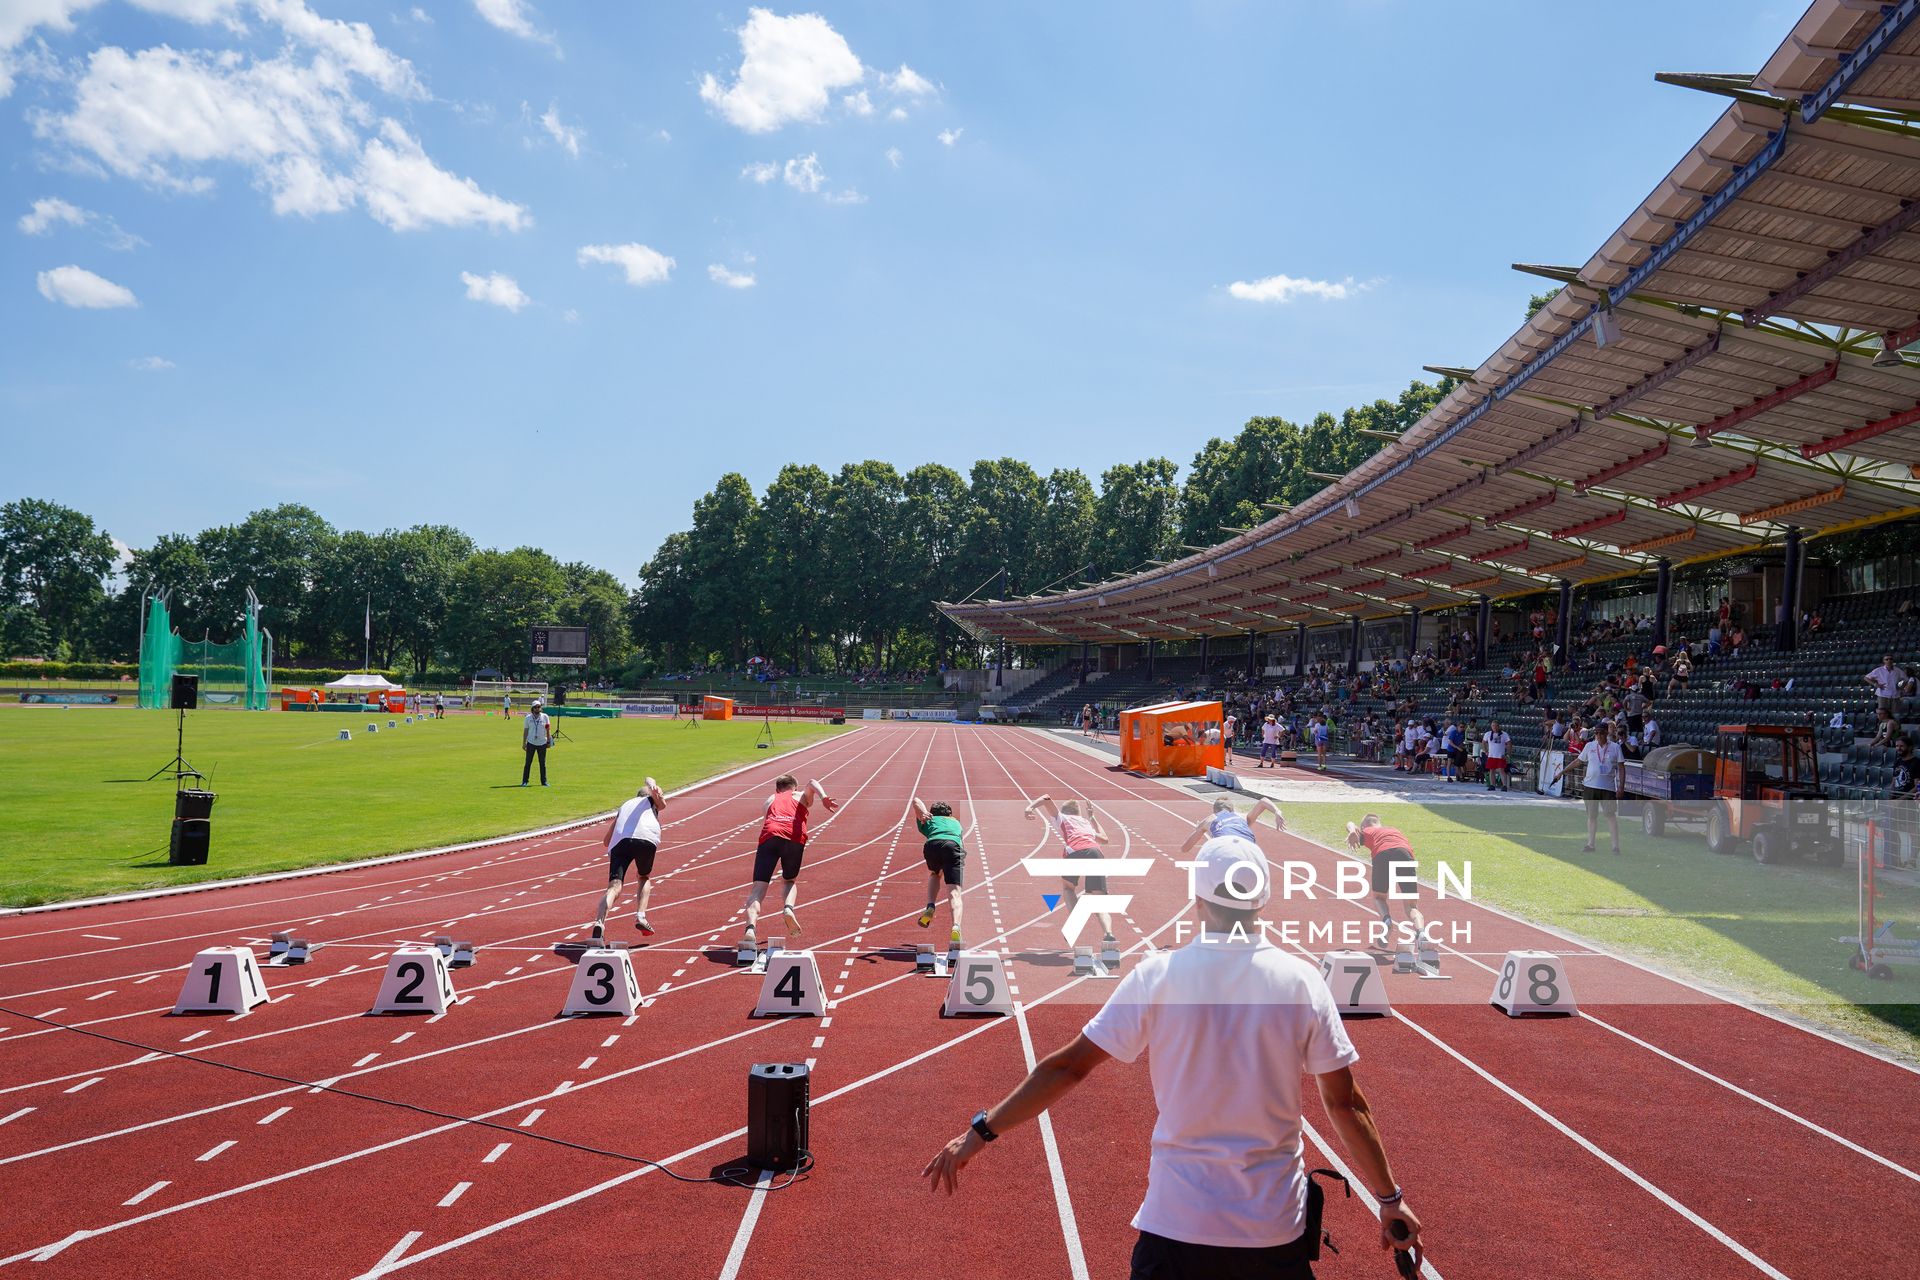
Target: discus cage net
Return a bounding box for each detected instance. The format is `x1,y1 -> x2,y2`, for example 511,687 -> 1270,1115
470,679 -> 550,711
137,587 -> 272,710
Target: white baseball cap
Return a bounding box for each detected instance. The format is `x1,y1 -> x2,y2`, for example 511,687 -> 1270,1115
1188,835 -> 1271,910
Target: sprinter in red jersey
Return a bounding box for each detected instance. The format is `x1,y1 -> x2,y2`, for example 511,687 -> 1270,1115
740,773 -> 838,948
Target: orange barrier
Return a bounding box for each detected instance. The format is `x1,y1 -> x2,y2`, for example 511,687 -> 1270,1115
1133,701 -> 1225,778
1118,701 -> 1185,772
280,687 -> 324,711
703,695 -> 735,721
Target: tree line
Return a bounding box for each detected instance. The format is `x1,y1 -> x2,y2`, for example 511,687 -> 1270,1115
0,377 -> 1449,679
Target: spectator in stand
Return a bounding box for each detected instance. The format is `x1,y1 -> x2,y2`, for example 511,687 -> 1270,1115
1667,650 -> 1693,698
1729,625 -> 1748,658
1873,707 -> 1900,750
1866,654 -> 1907,719
1483,719 -> 1511,791
1894,738 -> 1916,799
1807,607 -> 1826,635
1643,715 -> 1661,750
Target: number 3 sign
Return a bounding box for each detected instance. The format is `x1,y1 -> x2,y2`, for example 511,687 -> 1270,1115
563,947 -> 645,1016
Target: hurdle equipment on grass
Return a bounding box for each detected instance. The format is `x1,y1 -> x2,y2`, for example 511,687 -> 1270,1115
1319,950 -> 1391,1016
173,947 -> 268,1015
387,719 -> 396,729
371,946 -> 456,1015
942,951 -> 1014,1017
1491,950 -> 1575,1016
752,949 -> 825,1017
366,723 -> 378,733
562,947 -> 645,1015
338,730 -> 351,740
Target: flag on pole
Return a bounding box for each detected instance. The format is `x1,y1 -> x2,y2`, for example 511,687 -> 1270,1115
364,597 -> 371,641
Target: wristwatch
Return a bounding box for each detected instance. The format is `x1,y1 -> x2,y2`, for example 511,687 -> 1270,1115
970,1109 -> 998,1142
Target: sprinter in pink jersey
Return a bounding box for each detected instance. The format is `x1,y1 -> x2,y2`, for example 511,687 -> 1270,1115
1024,793 -> 1117,946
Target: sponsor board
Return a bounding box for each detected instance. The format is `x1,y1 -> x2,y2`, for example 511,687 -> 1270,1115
18,692 -> 118,705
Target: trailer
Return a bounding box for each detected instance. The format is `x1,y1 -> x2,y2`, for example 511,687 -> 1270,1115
1624,725 -> 1840,865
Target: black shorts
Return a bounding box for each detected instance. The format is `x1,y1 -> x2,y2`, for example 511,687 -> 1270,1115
607,838 -> 657,882
1370,847 -> 1414,896
1063,847 -> 1107,895
1626,713 -> 1644,734
922,839 -> 966,887
1129,1231 -> 1313,1279
752,836 -> 806,884
1583,787 -> 1620,811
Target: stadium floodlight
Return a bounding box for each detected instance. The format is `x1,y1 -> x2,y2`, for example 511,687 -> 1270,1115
1593,307 -> 1623,348
1874,341 -> 1905,369
1690,426 -> 1716,450
1344,498 -> 1361,519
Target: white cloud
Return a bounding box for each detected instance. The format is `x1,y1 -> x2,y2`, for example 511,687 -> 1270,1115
698,7 -> 862,133
460,269 -> 529,310
18,196 -> 88,234
707,263 -> 755,289
129,354 -> 174,370
36,264 -> 136,308
357,120 -> 530,231
841,89 -> 871,116
937,127 -> 962,147
824,188 -> 865,205
741,160 -> 777,184
561,307 -> 580,323
408,6 -> 431,22
883,64 -> 935,97
577,242 -> 674,287
472,0 -> 556,49
885,146 -> 900,168
254,0 -> 421,97
782,152 -> 824,193
888,106 -> 907,121
1226,273 -> 1374,303
540,102 -> 581,156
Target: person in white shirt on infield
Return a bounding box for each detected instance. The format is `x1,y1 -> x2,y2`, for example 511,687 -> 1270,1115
593,777 -> 666,941
520,697 -> 555,787
923,834 -> 1422,1278
1553,718 -> 1626,855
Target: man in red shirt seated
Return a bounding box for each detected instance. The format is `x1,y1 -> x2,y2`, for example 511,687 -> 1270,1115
741,773 -> 838,949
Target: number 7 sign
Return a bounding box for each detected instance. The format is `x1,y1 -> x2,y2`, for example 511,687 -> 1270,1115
1317,950 -> 1391,1017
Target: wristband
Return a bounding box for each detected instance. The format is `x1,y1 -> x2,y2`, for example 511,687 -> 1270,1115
1377,1186 -> 1404,1206
970,1109 -> 999,1143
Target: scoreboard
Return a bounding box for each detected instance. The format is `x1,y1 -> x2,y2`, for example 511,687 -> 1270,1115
530,626 -> 590,666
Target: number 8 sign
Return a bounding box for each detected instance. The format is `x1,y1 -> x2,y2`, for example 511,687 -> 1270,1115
1491,950 -> 1575,1016
172,947 -> 269,1015
563,947 -> 645,1016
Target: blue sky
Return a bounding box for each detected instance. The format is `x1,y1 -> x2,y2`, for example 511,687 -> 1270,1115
1,1 -> 1800,582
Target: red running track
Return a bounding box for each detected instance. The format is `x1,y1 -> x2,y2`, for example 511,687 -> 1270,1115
0,724 -> 1916,1279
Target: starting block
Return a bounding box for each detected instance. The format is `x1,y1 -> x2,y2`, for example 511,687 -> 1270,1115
915,942 -> 961,978
269,932 -> 291,960
1492,949 -> 1575,1016
1319,950 -> 1391,1017
431,935 -> 454,958
942,950 -> 1013,1017
752,949 -> 825,1017
173,947 -> 268,1015
563,947 -> 645,1015
746,937 -> 784,974
1393,941 -> 1448,980
1071,944 -> 1122,980
371,946 -> 456,1015
449,941 -> 476,968
285,938 -> 313,964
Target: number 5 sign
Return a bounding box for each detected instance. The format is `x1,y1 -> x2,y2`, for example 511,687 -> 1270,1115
942,952 -> 1013,1017
371,947 -> 457,1015
1491,949 -> 1575,1016
563,948 -> 645,1016
172,946 -> 268,1015
1318,950 -> 1391,1017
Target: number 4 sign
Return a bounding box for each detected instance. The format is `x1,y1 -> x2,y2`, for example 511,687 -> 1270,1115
371,946 -> 457,1015
563,948 -> 645,1016
1318,950 -> 1391,1017
752,951 -> 826,1017
172,947 -> 268,1015
1491,949 -> 1575,1016
942,951 -> 1013,1017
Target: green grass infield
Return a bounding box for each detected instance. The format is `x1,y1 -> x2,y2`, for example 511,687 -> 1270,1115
0,707 -> 848,907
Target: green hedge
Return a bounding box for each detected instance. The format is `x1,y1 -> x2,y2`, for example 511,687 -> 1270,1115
0,661 -> 401,684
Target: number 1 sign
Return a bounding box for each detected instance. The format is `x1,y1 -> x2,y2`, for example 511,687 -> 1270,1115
371,947 -> 457,1015
172,947 -> 268,1015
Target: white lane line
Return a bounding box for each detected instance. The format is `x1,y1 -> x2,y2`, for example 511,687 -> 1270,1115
0,1107 -> 34,1126
599,1035 -> 619,1049
196,1140 -> 236,1162
374,1231 -> 422,1270
62,1077 -> 103,1095
179,1030 -> 209,1043
86,990 -> 116,1001
482,1142 -> 511,1164
122,1180 -> 169,1206
352,1053 -> 381,1068
258,1107 -> 291,1126
716,1169 -> 775,1280
577,1057 -> 597,1071
391,1032 -> 414,1045
437,1182 -> 471,1208
1014,1002 -> 1091,1280
519,1109 -> 543,1128
81,935 -> 120,942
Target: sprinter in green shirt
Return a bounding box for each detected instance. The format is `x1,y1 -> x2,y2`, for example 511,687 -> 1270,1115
912,796 -> 967,946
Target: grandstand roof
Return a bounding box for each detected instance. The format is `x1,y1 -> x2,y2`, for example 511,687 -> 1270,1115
940,0 -> 1920,648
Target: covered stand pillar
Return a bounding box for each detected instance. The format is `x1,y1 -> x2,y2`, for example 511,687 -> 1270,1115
1653,559 -> 1672,650
1554,580 -> 1573,659
1146,637 -> 1156,680
1199,633 -> 1210,678
1476,595 -> 1491,669
1347,615 -> 1362,676
996,640 -> 1006,688
1777,526 -> 1803,653
1294,622 -> 1307,677
1247,630 -> 1258,679
1405,607 -> 1421,658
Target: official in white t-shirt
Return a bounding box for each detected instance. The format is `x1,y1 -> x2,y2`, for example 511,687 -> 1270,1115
521,699 -> 554,787
922,835 -> 1423,1277
1553,719 -> 1626,855
594,777 -> 666,940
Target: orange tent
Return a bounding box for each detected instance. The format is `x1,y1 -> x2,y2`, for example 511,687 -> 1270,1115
1134,701 -> 1226,778
1118,701 -> 1186,772
703,695 -> 735,721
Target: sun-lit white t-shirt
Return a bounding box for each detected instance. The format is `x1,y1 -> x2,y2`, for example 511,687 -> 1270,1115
607,795 -> 661,849
1081,935 -> 1358,1248
1579,739 -> 1625,791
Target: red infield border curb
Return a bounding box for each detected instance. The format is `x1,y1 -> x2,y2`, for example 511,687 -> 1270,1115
0,725 -> 859,919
